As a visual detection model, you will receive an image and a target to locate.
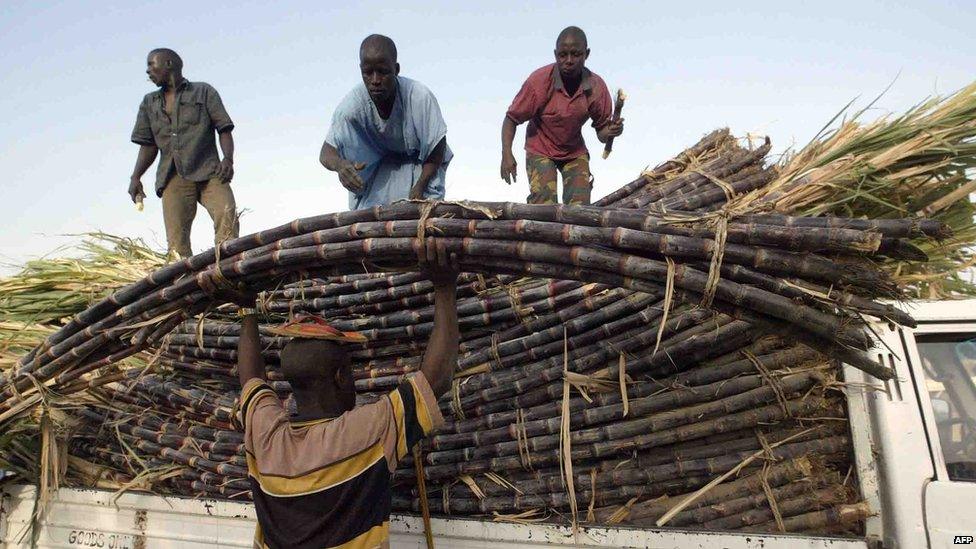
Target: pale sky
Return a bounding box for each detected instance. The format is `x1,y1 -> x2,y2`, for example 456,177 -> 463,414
1,1 -> 973,273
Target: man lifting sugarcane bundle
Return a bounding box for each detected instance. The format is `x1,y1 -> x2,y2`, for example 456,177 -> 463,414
231,239 -> 460,549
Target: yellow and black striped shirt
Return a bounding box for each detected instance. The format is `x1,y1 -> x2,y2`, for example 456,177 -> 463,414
239,372 -> 443,549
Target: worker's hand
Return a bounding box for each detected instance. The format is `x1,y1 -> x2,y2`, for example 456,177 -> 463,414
217,158 -> 235,183
128,177 -> 146,204
337,159 -> 366,194
211,284 -> 261,309
417,237 -> 459,288
600,118 -> 625,141
409,181 -> 427,200
500,151 -> 518,184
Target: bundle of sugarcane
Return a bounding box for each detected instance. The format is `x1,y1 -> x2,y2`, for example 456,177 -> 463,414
0,235 -> 167,498
0,164 -> 922,512
4,82 -> 976,538
47,337 -> 863,535
5,188 -> 947,417
738,83 -> 976,297
5,226 -> 883,534
1,216 -> 882,534
0,233 -> 167,408
5,293 -> 861,533
0,208 -> 914,536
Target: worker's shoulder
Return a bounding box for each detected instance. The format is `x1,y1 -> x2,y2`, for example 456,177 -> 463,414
186,81 -> 222,95
331,83 -> 370,118
139,88 -> 161,103
523,63 -> 556,85
584,69 -> 609,92
397,76 -> 441,101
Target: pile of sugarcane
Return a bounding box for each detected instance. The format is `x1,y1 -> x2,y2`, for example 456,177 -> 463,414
3,82 -> 976,537
68,319 -> 868,534
0,234 -> 166,486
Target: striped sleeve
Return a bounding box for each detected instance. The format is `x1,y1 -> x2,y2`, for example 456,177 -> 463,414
387,372 -> 445,461
238,378 -> 277,432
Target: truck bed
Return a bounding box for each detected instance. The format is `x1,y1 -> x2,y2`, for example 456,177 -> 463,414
1,484 -> 867,549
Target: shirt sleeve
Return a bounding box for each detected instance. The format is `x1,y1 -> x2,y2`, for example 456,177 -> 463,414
130,97 -> 155,146
505,74 -> 543,125
240,378 -> 286,448
324,87 -> 360,150
412,84 -> 449,163
589,77 -> 614,129
205,85 -> 235,133
323,106 -> 341,149
385,372 -> 445,464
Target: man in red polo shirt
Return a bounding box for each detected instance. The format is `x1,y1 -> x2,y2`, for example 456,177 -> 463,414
500,26 -> 624,205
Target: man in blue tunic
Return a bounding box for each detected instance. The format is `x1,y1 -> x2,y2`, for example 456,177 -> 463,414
320,34 -> 452,210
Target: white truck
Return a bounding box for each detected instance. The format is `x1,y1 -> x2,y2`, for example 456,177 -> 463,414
2,300 -> 974,548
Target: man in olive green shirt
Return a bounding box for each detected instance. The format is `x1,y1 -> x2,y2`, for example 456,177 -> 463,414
129,48 -> 238,259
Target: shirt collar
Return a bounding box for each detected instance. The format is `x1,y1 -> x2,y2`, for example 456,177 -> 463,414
153,78 -> 193,101
288,416 -> 336,428
156,78 -> 190,97
551,65 -> 593,97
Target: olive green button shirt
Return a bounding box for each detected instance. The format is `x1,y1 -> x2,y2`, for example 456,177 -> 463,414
131,79 -> 234,197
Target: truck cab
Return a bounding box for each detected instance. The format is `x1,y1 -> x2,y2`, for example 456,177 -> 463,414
848,299 -> 976,549
2,300 -> 975,548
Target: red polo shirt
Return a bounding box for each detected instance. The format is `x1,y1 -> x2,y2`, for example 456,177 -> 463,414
506,64 -> 613,161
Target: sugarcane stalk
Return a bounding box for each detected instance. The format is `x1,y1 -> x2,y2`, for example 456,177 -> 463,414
616,423 -> 847,473
748,502 -> 872,533
617,456 -> 817,523
699,485 -> 851,530
419,396 -> 841,480
435,373 -> 823,465
602,89 -> 626,160
426,435 -> 847,501
593,128 -> 733,207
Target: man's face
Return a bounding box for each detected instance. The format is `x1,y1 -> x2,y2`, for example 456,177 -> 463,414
360,52 -> 398,105
146,54 -> 170,87
553,37 -> 589,81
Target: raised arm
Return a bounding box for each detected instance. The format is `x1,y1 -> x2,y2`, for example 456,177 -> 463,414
417,237 -> 460,398
237,313 -> 266,387
214,288 -> 264,388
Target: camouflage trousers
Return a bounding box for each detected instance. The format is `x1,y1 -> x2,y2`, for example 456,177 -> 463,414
525,153 -> 594,205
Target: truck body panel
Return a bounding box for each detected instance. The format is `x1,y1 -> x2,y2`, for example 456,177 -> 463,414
0,485 -> 868,549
